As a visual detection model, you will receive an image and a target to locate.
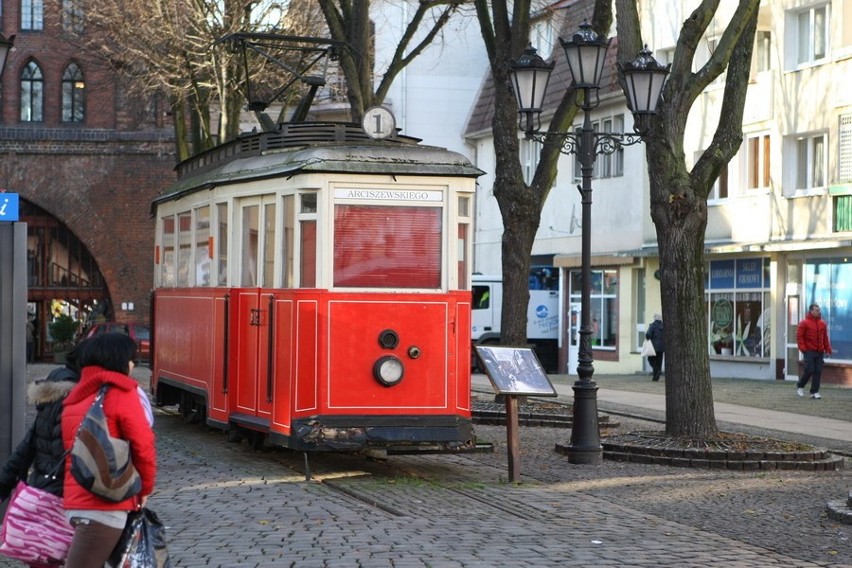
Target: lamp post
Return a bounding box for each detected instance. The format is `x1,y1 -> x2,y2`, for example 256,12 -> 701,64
509,22 -> 669,465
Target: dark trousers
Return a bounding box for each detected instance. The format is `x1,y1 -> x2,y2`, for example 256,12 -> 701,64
797,351 -> 824,394
65,518 -> 125,568
648,352 -> 664,381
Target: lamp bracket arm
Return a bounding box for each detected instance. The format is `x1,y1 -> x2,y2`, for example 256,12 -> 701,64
594,132 -> 645,155
524,131 -> 581,156
523,130 -> 646,157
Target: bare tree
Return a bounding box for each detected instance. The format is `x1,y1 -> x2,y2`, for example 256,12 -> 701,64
616,0 -> 759,437
472,0 -> 759,439
471,0 -> 611,385
73,0 -> 326,160
317,0 -> 465,122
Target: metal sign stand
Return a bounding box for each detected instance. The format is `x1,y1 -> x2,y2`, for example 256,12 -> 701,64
475,345 -> 557,483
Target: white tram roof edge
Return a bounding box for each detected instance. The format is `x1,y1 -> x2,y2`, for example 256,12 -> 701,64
154,125 -> 484,210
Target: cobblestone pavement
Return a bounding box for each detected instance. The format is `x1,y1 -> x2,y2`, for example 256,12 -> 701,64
1,365 -> 849,567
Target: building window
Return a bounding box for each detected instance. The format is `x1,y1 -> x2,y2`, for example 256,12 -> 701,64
62,63 -> 85,123
840,114 -> 852,184
573,115 -> 625,180
530,16 -> 554,60
20,61 -> 43,122
62,0 -> 84,33
834,195 -> 852,232
746,134 -> 770,190
795,4 -> 828,65
804,258 -> 852,361
599,115 -> 625,178
795,133 -> 826,191
696,150 -> 728,201
706,258 -> 771,358
520,138 -> 541,185
21,0 -> 44,30
754,30 -> 771,73
569,268 -> 618,349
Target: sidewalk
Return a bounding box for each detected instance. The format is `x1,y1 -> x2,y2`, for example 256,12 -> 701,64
472,373 -> 852,454
2,364 -> 848,568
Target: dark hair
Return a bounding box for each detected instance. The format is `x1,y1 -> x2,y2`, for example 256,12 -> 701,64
79,332 -> 138,374
63,338 -> 89,374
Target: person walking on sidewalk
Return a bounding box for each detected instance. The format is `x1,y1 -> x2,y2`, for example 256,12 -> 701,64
646,313 -> 665,382
796,303 -> 832,399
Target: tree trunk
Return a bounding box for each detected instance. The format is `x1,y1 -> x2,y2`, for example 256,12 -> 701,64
649,162 -> 718,438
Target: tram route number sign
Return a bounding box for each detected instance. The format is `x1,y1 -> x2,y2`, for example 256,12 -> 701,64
0,193 -> 20,222
475,346 -> 557,397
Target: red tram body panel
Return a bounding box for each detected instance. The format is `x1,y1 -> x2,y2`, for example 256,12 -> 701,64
151,123 -> 481,452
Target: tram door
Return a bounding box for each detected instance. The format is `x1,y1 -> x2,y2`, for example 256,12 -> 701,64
232,198 -> 277,421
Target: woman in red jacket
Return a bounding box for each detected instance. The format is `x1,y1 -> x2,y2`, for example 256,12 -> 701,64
61,333 -> 157,568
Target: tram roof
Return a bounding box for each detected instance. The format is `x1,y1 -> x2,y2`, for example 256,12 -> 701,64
154,123 -> 483,207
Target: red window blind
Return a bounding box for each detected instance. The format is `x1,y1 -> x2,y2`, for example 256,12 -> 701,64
334,205 -> 442,288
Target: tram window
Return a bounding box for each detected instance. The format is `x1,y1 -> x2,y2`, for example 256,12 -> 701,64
300,220 -> 316,287
458,223 -> 469,289
242,205 -> 259,286
458,195 -> 470,217
282,195 -> 294,288
177,212 -> 192,286
195,206 -> 210,286
301,194 -> 317,213
216,203 -> 228,286
333,205 -> 441,288
263,203 -> 276,287
161,216 -> 176,287
458,196 -> 471,289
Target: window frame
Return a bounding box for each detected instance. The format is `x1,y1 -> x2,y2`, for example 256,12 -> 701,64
795,4 -> 829,66
20,60 -> 44,122
61,62 -> 85,123
21,0 -> 44,30
745,133 -> 771,192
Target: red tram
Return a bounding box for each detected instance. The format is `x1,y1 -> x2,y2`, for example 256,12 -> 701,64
150,122 -> 482,453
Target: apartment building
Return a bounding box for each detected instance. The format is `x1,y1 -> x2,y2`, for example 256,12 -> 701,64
467,0 -> 852,385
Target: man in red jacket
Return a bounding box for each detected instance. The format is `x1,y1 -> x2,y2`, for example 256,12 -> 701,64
796,303 -> 832,399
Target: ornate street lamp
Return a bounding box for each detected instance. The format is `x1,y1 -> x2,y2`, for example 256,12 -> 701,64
509,22 -> 669,465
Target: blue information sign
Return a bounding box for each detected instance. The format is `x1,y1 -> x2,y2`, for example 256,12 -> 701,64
0,193 -> 20,222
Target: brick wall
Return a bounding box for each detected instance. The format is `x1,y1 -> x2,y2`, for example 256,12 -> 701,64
1,0 -> 177,326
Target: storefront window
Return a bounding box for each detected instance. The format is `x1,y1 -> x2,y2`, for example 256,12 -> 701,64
804,258 -> 852,360
706,258 -> 770,357
569,268 -> 618,349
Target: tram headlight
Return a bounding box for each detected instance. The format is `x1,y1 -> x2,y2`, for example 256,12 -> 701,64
373,355 -> 404,387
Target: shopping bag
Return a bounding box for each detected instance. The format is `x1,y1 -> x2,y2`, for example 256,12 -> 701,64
0,481 -> 74,566
107,508 -> 171,568
640,339 -> 656,357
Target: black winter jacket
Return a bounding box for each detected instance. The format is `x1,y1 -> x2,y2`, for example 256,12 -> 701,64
0,368 -> 78,499
645,320 -> 665,354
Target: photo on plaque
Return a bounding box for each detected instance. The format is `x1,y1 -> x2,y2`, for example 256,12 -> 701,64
474,346 -> 557,396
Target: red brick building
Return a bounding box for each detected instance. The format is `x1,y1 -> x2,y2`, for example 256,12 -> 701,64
1,0 -> 176,360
